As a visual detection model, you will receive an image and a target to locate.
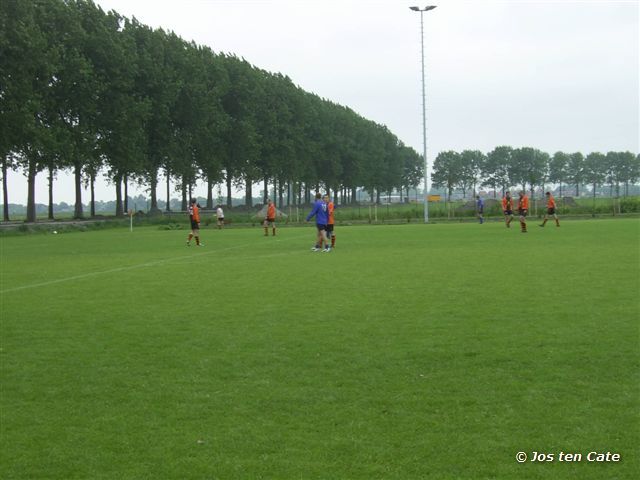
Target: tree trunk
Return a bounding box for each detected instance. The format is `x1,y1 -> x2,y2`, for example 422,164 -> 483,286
90,173 -> 96,217
226,174 -> 233,207
2,155 -> 10,221
48,165 -> 54,220
115,174 -> 124,217
576,184 -> 579,197
149,169 -> 159,212
26,160 -> 37,222
123,174 -> 129,214
207,177 -> 214,209
181,183 -> 187,211
74,163 -> 83,219
263,177 -> 268,204
273,178 -> 278,206
165,168 -> 171,212
245,177 -> 253,207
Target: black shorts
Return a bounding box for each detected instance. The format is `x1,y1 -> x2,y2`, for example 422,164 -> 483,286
316,224 -> 327,232
504,210 -> 513,216
477,209 -> 484,214
547,208 -> 555,215
518,209 -> 527,217
191,220 -> 200,230
326,224 -> 334,233
265,218 -> 275,224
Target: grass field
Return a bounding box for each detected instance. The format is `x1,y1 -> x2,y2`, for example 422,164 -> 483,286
1,219 -> 638,479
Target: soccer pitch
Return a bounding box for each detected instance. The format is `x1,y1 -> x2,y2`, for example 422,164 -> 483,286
1,219 -> 638,479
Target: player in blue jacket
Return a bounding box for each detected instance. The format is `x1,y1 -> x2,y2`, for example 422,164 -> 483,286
476,195 -> 484,224
306,193 -> 330,252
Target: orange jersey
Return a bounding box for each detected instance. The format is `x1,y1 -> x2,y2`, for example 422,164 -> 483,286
518,195 -> 529,211
327,201 -> 335,225
267,203 -> 276,219
546,195 -> 556,209
190,204 -> 200,222
502,196 -> 513,211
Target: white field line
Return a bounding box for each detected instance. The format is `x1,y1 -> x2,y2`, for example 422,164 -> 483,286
1,234 -> 311,294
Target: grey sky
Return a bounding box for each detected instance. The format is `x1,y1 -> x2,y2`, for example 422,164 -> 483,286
7,0 -> 639,203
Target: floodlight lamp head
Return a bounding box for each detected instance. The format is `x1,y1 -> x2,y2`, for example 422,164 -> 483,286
410,5 -> 437,11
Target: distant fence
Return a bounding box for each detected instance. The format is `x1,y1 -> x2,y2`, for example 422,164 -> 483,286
2,196 -> 639,228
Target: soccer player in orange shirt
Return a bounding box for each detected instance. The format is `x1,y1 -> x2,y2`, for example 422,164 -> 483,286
539,192 -> 560,227
263,199 -> 277,236
324,194 -> 336,248
187,198 -> 203,246
518,190 -> 529,233
501,191 -> 514,228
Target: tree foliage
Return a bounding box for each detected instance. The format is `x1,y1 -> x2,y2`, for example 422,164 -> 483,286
1,0 -> 423,216
433,147 -> 637,199
2,0 -> 637,219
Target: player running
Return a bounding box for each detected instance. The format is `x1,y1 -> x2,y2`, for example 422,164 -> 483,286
502,191 -> 514,228
306,193 -> 330,252
539,192 -> 560,227
518,190 -> 529,233
263,199 -> 277,236
324,194 -> 336,248
187,198 -> 203,246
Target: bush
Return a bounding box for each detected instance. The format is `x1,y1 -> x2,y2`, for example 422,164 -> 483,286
620,197 -> 640,213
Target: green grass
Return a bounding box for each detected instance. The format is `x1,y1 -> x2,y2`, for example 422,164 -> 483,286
1,219 -> 638,479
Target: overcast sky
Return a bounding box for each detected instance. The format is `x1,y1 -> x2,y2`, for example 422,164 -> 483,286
7,0 -> 639,204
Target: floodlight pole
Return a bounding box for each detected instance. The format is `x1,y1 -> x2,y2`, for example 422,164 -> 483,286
410,5 -> 436,223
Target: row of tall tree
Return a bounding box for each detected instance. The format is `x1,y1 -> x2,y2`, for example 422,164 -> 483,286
432,148 -> 640,200
0,0 -> 423,221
